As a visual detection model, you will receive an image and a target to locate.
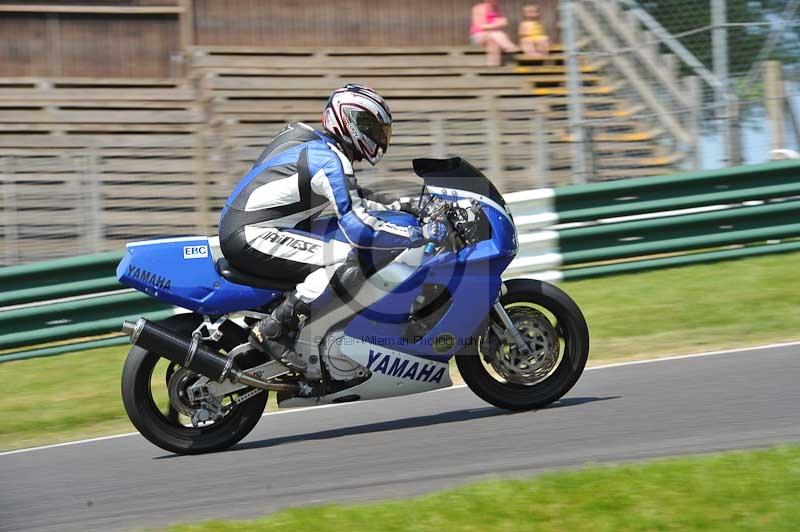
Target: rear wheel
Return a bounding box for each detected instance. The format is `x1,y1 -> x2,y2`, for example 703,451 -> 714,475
456,279 -> 589,411
121,314 -> 268,454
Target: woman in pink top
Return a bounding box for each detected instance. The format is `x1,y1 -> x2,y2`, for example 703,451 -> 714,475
471,0 -> 520,66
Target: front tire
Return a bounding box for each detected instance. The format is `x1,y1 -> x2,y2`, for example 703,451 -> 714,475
456,279 -> 589,411
121,314 -> 268,454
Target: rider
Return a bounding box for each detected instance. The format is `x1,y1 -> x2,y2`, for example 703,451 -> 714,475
219,84 -> 447,372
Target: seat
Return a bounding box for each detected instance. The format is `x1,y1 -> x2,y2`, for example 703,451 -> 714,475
216,258 -> 297,291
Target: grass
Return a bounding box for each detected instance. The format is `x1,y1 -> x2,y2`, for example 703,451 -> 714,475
164,445 -> 800,531
0,344 -> 136,448
2,251 -> 800,450
567,251 -> 800,362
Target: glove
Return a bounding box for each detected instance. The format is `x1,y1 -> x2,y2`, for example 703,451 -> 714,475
390,197 -> 421,217
421,221 -> 447,245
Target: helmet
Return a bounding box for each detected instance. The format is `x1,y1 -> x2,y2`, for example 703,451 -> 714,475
322,84 -> 392,166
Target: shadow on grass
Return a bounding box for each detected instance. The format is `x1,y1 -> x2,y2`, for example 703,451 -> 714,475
153,395 -> 619,458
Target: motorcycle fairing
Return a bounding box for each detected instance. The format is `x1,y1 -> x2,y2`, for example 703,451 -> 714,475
343,199 -> 514,362
279,334 -> 453,407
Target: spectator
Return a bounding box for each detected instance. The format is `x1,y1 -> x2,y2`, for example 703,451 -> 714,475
470,1 -> 520,67
519,4 -> 550,58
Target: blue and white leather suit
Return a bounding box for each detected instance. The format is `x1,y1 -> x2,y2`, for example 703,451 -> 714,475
219,122 -> 424,303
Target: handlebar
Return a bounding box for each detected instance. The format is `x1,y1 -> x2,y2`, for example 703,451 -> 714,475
416,193 -> 482,253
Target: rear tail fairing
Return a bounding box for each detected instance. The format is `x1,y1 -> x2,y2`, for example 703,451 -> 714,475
117,237 -> 283,314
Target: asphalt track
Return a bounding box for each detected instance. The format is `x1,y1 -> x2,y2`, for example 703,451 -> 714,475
2,344 -> 799,531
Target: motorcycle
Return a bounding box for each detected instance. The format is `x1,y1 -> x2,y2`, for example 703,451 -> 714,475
118,157 -> 589,454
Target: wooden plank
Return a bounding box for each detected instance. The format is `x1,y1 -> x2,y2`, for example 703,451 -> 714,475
0,135 -> 197,148
0,88 -> 195,101
0,109 -> 201,123
192,54 -> 489,70
0,125 -> 200,135
210,97 -> 545,115
0,5 -> 184,15
0,77 -> 186,87
191,44 -> 567,55
205,74 -> 601,92
0,101 -> 196,110
201,66 -> 545,76
101,211 -> 201,225
206,75 -> 530,91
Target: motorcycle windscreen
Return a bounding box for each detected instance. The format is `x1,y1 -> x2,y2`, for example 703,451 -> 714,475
412,157 -> 507,209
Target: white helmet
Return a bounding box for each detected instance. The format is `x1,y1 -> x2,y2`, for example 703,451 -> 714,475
322,84 -> 392,166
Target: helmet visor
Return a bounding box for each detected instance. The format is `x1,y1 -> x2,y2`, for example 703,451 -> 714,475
352,110 -> 392,152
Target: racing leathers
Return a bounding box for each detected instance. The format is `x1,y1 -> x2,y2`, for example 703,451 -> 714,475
219,122 -> 436,370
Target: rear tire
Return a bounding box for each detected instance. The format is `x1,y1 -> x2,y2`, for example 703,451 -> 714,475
456,279 -> 589,411
121,314 -> 268,454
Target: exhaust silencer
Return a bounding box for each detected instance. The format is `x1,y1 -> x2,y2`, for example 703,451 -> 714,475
122,318 -> 301,394
122,318 -> 232,382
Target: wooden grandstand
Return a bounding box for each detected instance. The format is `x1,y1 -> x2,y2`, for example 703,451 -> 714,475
0,1 -> 692,264
193,43 -> 683,186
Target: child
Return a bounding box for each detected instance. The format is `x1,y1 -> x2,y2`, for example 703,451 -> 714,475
519,4 -> 550,58
470,1 -> 521,67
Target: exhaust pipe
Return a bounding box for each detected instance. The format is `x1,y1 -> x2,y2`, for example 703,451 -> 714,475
121,318 -> 298,393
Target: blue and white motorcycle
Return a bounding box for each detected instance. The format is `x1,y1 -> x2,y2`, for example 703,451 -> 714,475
118,158 -> 589,454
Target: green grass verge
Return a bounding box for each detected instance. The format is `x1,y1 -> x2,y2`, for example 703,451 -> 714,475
3,251 -> 800,450
165,445 -> 800,531
568,250 -> 800,362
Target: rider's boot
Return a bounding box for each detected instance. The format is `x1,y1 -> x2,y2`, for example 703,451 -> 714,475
248,292 -> 309,371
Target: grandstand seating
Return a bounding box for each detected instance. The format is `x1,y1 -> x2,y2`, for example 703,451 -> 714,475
192,45 -> 682,188
0,78 -> 204,262
0,45 -> 684,265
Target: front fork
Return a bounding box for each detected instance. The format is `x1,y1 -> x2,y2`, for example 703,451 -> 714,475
491,301 -> 533,358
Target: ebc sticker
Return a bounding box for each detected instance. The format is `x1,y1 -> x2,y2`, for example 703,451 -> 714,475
183,245 -> 208,259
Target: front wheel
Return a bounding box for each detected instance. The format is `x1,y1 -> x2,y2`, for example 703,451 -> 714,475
456,279 -> 589,411
121,314 -> 268,454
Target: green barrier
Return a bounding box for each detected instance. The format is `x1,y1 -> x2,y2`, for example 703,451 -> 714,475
554,160 -> 800,222
0,276 -> 122,307
559,200 -> 800,256
557,181 -> 800,224
0,292 -> 172,350
554,160 -> 800,212
0,309 -> 175,354
562,223 -> 800,264
0,251 -> 124,307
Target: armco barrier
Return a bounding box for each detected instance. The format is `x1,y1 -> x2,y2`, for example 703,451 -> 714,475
2,160 -> 800,363
0,251 -> 124,307
505,159 -> 800,279
0,251 -> 174,362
